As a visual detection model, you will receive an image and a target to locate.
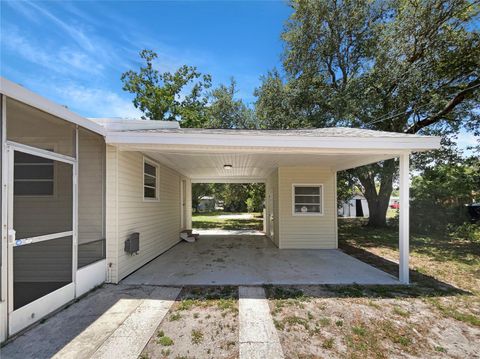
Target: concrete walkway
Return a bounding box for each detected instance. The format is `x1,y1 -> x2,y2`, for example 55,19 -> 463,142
123,235 -> 399,286
239,286 -> 284,359
1,285 -> 180,359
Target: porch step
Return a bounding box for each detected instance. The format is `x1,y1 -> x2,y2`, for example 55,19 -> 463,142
92,286 -> 180,359
50,286 -> 180,359
239,286 -> 284,359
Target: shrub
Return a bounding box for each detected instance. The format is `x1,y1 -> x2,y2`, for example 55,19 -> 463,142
410,161 -> 479,234
449,222 -> 480,242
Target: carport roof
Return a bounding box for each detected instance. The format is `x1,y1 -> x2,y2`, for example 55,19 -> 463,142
1,77 -> 441,181
105,124 -> 441,182
106,124 -> 440,154
119,127 -> 424,138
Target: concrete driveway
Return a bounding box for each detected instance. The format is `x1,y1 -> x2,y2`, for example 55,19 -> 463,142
122,235 -> 398,286
1,235 -> 397,359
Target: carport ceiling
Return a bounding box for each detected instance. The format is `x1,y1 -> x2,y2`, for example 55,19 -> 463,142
143,151 -> 394,182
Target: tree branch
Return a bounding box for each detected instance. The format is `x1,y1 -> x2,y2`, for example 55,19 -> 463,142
406,78 -> 480,134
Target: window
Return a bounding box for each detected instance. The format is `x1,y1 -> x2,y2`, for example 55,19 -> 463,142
143,159 -> 158,200
14,151 -> 54,196
293,184 -> 323,215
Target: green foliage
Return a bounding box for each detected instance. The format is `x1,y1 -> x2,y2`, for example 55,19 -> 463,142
192,183 -> 214,213
121,49 -> 211,126
411,157 -> 480,233
192,183 -> 265,213
255,0 -> 480,226
156,331 -> 174,346
191,329 -> 204,344
450,223 -> 480,242
122,51 -> 255,129
206,78 -> 257,129
192,212 -> 263,230
337,171 -> 357,207
254,69 -> 307,129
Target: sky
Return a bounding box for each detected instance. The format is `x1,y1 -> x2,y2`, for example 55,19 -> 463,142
1,0 -> 291,117
0,0 -> 477,154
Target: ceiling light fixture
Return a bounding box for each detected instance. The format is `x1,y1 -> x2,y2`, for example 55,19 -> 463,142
224,164 -> 233,170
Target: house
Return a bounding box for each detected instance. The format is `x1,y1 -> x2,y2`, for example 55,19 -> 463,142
0,77 -> 441,341
338,194 -> 401,218
338,194 -> 369,217
197,196 -> 217,212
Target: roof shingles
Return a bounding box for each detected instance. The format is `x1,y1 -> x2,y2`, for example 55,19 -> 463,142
121,127 -> 424,138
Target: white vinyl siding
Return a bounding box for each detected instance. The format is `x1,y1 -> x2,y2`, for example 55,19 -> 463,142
278,167 -> 336,249
106,149 -> 182,283
105,146 -> 119,283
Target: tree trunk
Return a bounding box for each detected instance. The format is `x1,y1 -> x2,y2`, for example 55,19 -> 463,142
355,159 -> 395,227
363,190 -> 392,227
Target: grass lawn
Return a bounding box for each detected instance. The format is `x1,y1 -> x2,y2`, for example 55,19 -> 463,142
338,218 -> 480,297
192,211 -> 263,230
141,287 -> 238,359
266,219 -> 480,358
141,217 -> 479,358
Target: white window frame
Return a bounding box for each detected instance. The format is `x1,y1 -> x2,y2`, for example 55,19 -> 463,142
292,183 -> 324,216
143,157 -> 159,201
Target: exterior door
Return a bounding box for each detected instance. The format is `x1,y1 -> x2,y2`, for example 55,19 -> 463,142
180,179 -> 187,229
6,143 -> 76,335
268,192 -> 274,239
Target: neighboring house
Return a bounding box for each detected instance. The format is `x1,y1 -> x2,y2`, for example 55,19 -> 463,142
338,194 -> 400,217
198,196 -> 216,212
0,78 -> 441,341
338,194 -> 369,218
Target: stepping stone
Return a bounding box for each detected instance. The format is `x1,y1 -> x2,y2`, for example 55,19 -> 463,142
92,286 -> 180,359
239,286 -> 284,359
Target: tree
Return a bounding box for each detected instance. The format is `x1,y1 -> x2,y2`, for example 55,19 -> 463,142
121,49 -> 212,127
254,69 -> 308,129
201,183 -> 265,213
207,78 -> 257,129
411,156 -> 480,233
256,0 -> 480,226
192,183 -> 213,213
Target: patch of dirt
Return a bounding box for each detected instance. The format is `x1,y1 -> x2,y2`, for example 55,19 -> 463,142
266,285 -> 480,359
141,286 -> 239,359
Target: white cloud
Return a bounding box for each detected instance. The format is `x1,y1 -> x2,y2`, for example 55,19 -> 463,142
54,84 -> 143,118
456,131 -> 479,156
22,1 -> 96,53
2,26 -> 104,76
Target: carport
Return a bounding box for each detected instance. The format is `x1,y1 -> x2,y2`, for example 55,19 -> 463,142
105,127 -> 441,286
122,234 -> 399,285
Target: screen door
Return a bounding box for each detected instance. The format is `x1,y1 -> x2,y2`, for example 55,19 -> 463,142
7,143 -> 75,334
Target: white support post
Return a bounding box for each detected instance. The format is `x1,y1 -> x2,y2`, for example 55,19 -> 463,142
1,94 -> 8,342
399,153 -> 410,284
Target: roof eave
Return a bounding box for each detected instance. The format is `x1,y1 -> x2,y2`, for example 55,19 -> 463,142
0,77 -> 106,136
106,131 -> 441,153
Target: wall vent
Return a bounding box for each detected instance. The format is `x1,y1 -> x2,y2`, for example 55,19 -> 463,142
125,232 -> 139,255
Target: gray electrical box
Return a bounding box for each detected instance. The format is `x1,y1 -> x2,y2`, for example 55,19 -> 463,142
125,232 -> 139,255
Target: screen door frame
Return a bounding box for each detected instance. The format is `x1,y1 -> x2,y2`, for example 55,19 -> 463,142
6,141 -> 78,335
